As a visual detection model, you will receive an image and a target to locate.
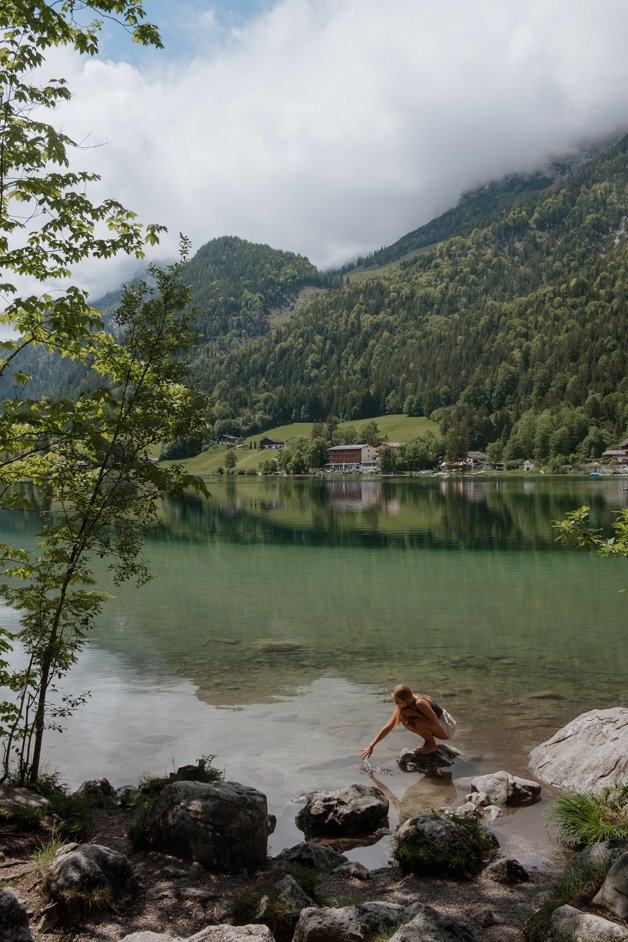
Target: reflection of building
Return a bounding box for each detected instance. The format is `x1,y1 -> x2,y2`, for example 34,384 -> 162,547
328,478 -> 381,509
327,444 -> 379,471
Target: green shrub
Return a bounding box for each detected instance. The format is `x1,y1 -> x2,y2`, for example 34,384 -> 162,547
551,783 -> 628,849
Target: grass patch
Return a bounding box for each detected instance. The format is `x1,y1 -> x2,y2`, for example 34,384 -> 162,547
523,859 -> 612,942
1,770 -> 90,839
33,836 -> 66,873
551,783 -> 628,849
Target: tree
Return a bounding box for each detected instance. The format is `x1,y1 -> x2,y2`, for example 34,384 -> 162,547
379,445 -> 396,474
0,4 -> 210,784
0,249 -> 209,784
1,2 -> 164,372
555,507 -> 628,558
224,448 -> 238,472
359,420 -> 381,446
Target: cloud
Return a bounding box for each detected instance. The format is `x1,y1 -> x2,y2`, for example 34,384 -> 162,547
45,0 -> 628,297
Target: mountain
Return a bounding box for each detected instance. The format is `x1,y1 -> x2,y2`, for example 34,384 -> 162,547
0,236 -> 332,401
3,135 -> 627,466
202,135 -> 628,463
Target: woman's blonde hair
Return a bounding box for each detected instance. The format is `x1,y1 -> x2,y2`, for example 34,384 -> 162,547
391,684 -> 432,725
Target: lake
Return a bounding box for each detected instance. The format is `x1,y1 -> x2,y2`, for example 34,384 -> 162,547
1,475 -> 627,867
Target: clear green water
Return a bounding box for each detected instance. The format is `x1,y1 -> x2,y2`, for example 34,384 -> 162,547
1,476 -> 626,865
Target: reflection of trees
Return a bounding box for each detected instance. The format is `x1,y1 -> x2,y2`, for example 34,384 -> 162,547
1,478 -> 622,554
151,479 -> 623,552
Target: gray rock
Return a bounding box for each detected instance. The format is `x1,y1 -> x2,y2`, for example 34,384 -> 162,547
293,901 -> 422,942
394,812 -> 495,878
0,889 -> 34,942
189,929 -> 276,941
397,744 -> 461,773
565,839 -> 628,875
0,786 -> 52,814
273,842 -> 348,872
295,783 -> 388,836
484,857 -> 530,884
592,850 -> 628,920
333,861 -> 371,880
388,906 -> 475,941
470,770 -> 541,806
549,903 -> 628,940
48,842 -> 135,898
136,780 -> 271,870
74,778 -> 118,808
121,929 -> 276,942
477,907 -> 496,927
529,708 -> 628,792
121,934 -> 179,941
275,874 -> 316,912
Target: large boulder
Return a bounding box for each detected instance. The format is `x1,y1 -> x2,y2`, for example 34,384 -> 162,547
469,770 -> 541,806
134,780 -> 271,870
592,850 -> 628,921
549,904 -> 628,940
394,812 -> 496,878
273,842 -> 348,872
47,842 -> 135,900
0,889 -> 34,942
295,784 -> 388,837
529,708 -> 628,792
292,901 -> 423,942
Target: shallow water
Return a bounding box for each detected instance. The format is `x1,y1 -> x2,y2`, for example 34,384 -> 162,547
1,476 -> 626,866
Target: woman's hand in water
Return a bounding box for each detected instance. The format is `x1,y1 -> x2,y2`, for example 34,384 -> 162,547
360,745 -> 373,758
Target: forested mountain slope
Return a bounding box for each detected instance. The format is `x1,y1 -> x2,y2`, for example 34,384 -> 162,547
204,136 -> 628,462
0,236 -> 330,400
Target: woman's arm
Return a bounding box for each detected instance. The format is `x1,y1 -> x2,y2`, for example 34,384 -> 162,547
360,710 -> 397,758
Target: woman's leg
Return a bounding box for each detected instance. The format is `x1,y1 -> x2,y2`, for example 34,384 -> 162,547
405,715 -> 448,754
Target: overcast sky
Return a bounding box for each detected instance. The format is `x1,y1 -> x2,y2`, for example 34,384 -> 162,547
47,0 -> 628,297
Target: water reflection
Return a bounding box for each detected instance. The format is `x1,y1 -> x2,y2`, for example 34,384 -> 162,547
152,476 -> 628,552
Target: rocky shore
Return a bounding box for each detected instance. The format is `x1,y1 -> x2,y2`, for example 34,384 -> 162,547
1,708 -> 627,942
